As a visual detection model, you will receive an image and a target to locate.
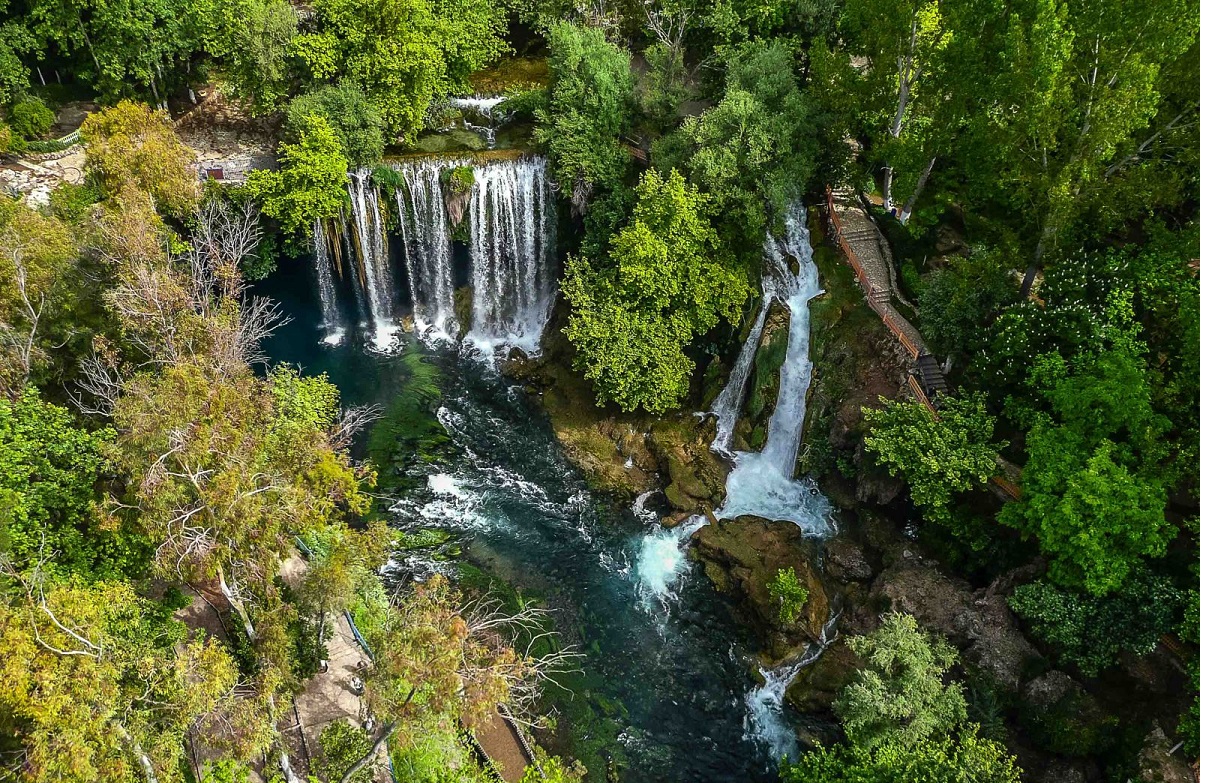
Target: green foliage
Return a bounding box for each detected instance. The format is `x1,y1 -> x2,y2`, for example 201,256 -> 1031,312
496,87 -> 547,121
835,612 -> 967,750
246,114 -> 351,236
563,169 -> 749,413
48,181 -> 103,224
520,755 -> 587,783
768,568 -> 809,626
207,0 -> 299,113
201,760 -> 254,783
1177,659 -> 1198,750
441,165 -> 474,195
635,43 -> 691,132
918,250 -> 1016,366
534,22 -> 634,211
296,0 -> 506,142
1008,573 -> 1183,676
285,83 -> 385,168
781,730 -> 1022,783
319,721 -> 374,783
863,393 -> 1003,538
0,387 -> 148,578
1001,338 -> 1175,596
7,96 -> 54,139
0,580 -> 238,783
80,101 -> 199,216
665,40 -> 817,248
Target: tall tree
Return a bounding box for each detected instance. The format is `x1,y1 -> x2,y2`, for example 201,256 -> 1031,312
563,168 -> 748,413
534,21 -> 634,214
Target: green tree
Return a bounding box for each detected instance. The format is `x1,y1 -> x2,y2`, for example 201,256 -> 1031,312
0,388 -> 147,579
782,729 -> 1022,783
1009,572 -> 1184,676
294,0 -> 505,142
918,249 -> 1016,366
0,578 -> 238,783
0,199 -> 80,395
664,40 -> 817,248
563,169 -> 748,413
835,612 -> 967,750
863,393 -> 1003,531
25,0 -> 206,101
534,21 -> 634,214
767,568 -> 809,626
246,114 -> 351,236
80,101 -> 199,216
206,0 -> 299,113
285,83 -> 385,168
1002,343 -> 1175,596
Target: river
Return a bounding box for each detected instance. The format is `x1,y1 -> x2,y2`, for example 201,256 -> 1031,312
256,251 -> 796,782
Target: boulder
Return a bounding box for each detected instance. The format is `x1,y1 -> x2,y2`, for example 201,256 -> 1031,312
785,642 -> 862,714
866,548 -> 1043,693
1020,671 -> 1115,757
822,536 -> 872,582
650,420 -> 726,513
1136,724 -> 1196,783
692,516 -> 831,645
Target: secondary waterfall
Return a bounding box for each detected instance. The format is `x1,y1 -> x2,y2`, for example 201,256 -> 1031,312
711,284 -> 775,453
466,157 -> 556,355
715,203 -> 832,533
347,171 -> 399,351
745,613 -> 840,762
395,159 -> 458,338
313,218 -> 345,345
336,156 -> 556,355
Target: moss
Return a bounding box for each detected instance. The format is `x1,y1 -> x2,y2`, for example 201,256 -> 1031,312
468,56 -> 551,94
440,164 -> 475,195
453,287 -> 473,337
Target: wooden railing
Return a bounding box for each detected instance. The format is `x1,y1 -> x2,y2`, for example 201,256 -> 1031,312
825,186 -> 1022,501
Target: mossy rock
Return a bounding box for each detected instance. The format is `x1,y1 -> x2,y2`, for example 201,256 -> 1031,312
453,286 -> 473,339
692,516 -> 831,645
785,642 -> 863,714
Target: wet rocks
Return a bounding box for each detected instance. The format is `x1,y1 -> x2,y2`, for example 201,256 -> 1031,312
691,516 -> 831,648
784,642 -> 862,715
822,537 -> 872,582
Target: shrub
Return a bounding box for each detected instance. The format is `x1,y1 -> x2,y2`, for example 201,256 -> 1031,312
768,567 -> 809,626
8,96 -> 54,140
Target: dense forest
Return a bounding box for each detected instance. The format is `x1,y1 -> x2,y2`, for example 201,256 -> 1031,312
0,0 -> 1199,780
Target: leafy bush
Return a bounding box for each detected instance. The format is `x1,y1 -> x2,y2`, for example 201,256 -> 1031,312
285,83 -> 385,168
497,87 -> 547,121
441,164 -> 474,195
8,96 -> 54,139
319,721 -> 374,783
1008,573 -> 1184,676
768,568 -> 809,626
863,392 -> 1003,534
48,181 -> 103,223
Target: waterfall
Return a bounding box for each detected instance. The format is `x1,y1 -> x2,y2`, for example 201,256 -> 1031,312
347,171 -> 399,351
711,284 -> 775,453
395,159 -> 458,339
745,613 -> 840,763
337,157 -> 556,355
312,218 -> 345,346
715,203 -> 832,534
466,157 -> 556,355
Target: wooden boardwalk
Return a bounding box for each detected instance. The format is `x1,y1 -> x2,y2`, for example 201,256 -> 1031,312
824,187 -> 1023,501
825,187 -> 946,400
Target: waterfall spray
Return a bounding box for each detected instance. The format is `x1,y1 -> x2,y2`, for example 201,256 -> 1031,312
312,218 -> 345,345
347,171 -> 399,351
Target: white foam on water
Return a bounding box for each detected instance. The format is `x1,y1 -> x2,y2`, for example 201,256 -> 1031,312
635,515 -> 708,607
428,473 -> 465,497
